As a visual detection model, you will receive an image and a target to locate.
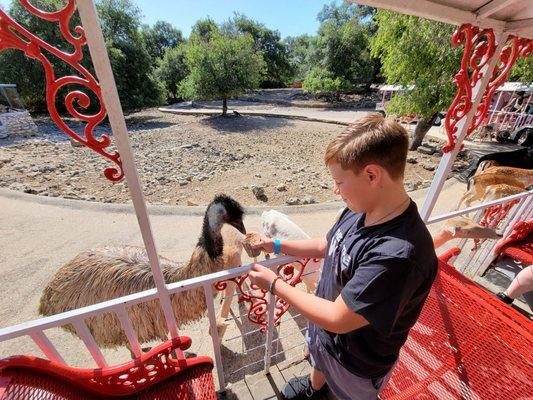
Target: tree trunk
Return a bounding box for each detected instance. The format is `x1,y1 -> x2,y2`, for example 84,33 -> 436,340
410,113 -> 439,150
222,98 -> 227,116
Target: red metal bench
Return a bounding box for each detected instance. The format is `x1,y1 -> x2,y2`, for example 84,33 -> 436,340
0,337 -> 216,399
381,248 -> 533,399
494,219 -> 533,265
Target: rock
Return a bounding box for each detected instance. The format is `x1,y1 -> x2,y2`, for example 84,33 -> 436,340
38,165 -> 56,173
198,175 -> 208,182
187,200 -> 198,206
69,138 -> 83,147
302,195 -> 316,205
254,173 -> 261,178
422,163 -> 436,171
180,144 -> 195,149
9,182 -> 31,193
286,197 -> 300,205
285,178 -> 293,183
251,185 -> 265,199
417,145 -> 435,155
163,198 -> 171,204
179,180 -> 189,186
405,183 -> 416,192
407,156 -> 418,164
0,155 -> 12,166
276,184 -> 287,192
320,183 -> 329,189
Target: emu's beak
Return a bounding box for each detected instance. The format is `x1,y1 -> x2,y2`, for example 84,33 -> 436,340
233,221 -> 246,235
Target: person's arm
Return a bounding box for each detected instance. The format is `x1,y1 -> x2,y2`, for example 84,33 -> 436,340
249,234 -> 328,259
248,264 -> 368,334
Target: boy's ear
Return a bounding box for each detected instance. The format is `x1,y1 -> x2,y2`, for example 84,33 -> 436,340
364,164 -> 381,183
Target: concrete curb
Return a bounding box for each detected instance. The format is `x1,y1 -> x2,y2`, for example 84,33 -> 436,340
0,178 -> 460,216
158,107 -> 350,126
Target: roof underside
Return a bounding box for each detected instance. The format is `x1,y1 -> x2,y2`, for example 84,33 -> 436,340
349,0 -> 533,39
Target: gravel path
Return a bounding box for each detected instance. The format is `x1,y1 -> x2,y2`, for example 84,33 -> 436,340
0,108 -> 467,206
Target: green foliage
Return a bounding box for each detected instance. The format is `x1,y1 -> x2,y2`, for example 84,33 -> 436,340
0,0 -> 165,111
302,68 -> 344,97
314,18 -> 373,90
371,10 -> 461,118
284,34 -> 317,81
97,0 -> 165,109
155,45 -> 188,101
179,31 -> 266,111
0,0 -> 88,110
300,2 -> 375,95
142,21 -> 183,61
223,13 -> 294,88
189,18 -> 219,43
508,56 -> 533,84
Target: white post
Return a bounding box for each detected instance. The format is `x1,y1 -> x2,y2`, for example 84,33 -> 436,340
72,319 -> 108,368
420,30 -> 509,222
30,331 -> 66,365
75,0 -> 179,342
263,293 -> 277,374
204,284 -> 226,392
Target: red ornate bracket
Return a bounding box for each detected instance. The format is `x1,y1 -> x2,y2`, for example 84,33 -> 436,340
0,0 -> 123,181
443,24 -> 533,153
215,259 -> 315,332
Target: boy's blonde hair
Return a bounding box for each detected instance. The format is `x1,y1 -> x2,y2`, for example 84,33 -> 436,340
324,113 -> 409,180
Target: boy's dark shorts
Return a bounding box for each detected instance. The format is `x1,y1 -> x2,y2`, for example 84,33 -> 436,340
306,323 -> 394,400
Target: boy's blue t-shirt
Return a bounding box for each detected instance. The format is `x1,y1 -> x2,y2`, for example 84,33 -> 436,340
315,200 -> 438,379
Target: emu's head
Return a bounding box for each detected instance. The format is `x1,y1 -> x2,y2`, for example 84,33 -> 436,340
199,195 -> 246,259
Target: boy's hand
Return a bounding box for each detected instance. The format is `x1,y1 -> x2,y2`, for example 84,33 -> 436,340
248,263 -> 278,291
245,232 -> 275,253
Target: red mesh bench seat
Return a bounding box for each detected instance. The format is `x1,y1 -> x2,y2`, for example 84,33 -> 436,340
380,249 -> 533,399
0,337 -> 216,399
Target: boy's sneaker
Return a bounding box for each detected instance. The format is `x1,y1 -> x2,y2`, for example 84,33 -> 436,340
281,375 -> 328,399
496,292 -> 514,304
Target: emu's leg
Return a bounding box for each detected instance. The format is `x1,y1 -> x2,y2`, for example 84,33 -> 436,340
216,281 -> 236,341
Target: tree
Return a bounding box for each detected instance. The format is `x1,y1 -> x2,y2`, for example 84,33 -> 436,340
97,0 -> 165,109
189,18 -> 219,43
302,68 -> 343,99
509,57 -> 533,84
142,21 -> 183,61
372,10 -> 462,149
180,31 -> 266,115
155,45 -> 188,101
302,2 -> 375,95
223,14 -> 294,88
0,0 -> 87,111
283,34 -> 317,81
0,0 -> 165,111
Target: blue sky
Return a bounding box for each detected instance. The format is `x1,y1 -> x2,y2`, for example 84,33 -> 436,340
0,0 -> 332,39
136,0 -> 331,38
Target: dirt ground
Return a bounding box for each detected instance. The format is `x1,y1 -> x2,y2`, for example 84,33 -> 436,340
0,109 -> 462,206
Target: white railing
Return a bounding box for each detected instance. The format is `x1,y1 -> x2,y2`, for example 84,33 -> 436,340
427,190 -> 533,278
488,110 -> 533,132
0,254 -> 298,391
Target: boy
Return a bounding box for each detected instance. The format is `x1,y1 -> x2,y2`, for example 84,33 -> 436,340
248,113 -> 438,400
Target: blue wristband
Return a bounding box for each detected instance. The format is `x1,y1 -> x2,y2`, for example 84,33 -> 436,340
273,239 -> 281,255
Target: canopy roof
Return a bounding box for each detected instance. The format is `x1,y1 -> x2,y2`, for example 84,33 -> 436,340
349,0 -> 533,39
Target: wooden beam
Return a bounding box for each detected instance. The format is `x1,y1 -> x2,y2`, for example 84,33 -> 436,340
349,0 -> 506,30
476,0 -> 521,19
505,18 -> 533,31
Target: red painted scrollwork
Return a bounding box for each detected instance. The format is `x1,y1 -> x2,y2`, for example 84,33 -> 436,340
443,24 -> 533,153
215,259 -> 315,331
0,1 -> 123,181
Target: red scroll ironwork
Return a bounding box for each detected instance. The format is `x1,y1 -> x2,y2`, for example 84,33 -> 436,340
215,259 -> 315,331
0,0 -> 123,181
443,24 -> 533,153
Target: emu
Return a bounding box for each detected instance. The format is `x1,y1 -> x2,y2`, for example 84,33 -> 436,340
39,195 -> 246,351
